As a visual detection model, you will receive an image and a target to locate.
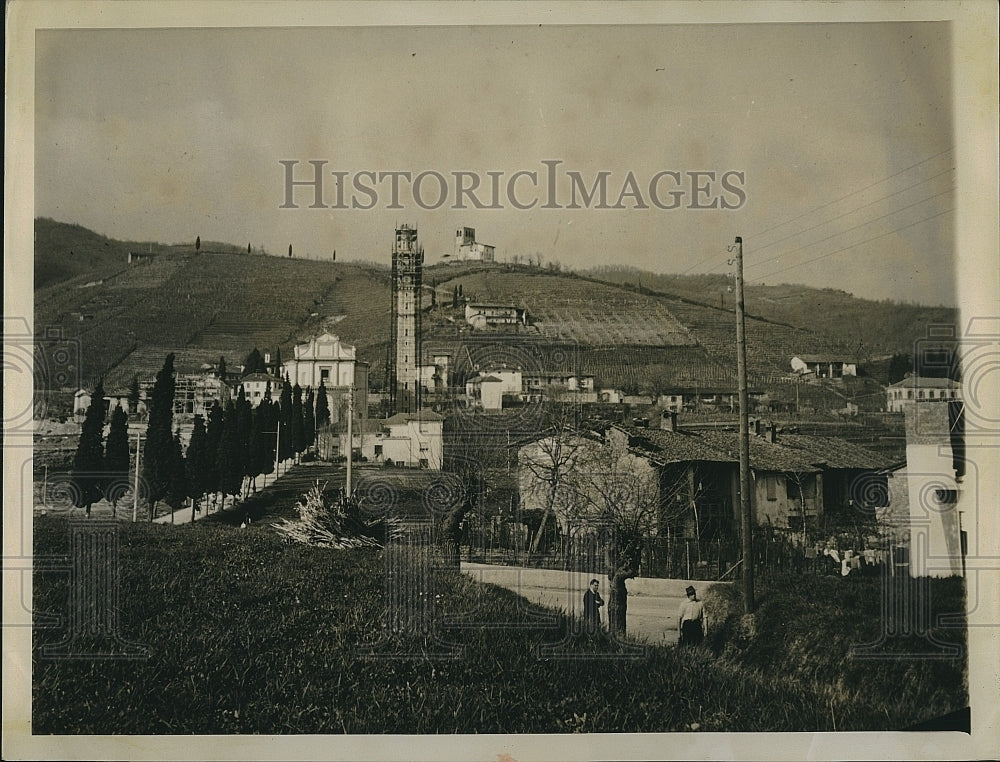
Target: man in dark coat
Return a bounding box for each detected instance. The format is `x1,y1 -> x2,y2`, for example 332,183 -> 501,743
583,578 -> 605,632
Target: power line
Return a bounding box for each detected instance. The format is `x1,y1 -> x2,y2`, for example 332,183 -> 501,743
748,206 -> 953,283
749,165 -> 954,258
746,148 -> 953,242
746,184 -> 955,273
676,148 -> 954,276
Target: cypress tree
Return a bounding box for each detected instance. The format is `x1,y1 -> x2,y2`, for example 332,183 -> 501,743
71,380 -> 107,516
217,355 -> 227,380
247,399 -> 269,490
315,379 -> 330,429
165,429 -> 187,513
217,400 -> 243,508
303,387 -> 316,452
236,386 -> 253,494
127,375 -> 141,417
185,414 -> 209,517
142,354 -> 176,518
278,376 -> 294,463
204,401 -> 225,509
243,349 -> 265,377
291,383 -> 305,460
103,403 -> 130,518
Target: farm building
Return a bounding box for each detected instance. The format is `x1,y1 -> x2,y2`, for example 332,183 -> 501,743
790,354 -> 858,379
464,303 -> 529,330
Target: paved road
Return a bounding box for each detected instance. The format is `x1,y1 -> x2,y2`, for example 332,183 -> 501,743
461,563 -> 727,645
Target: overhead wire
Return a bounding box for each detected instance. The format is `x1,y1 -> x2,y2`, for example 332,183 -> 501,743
676,147 -> 954,276
748,206 -> 954,283
745,184 -> 955,273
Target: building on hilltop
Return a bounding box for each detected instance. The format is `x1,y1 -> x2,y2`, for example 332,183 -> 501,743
390,224 -> 424,414
885,375 -> 962,412
447,226 -> 495,263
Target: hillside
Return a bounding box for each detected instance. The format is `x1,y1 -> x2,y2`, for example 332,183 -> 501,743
585,266 -> 958,361
429,266 -> 863,387
34,219 -> 391,393
34,220 -> 952,410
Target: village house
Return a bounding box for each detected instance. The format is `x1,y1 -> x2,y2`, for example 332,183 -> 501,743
466,367 -> 523,411
522,371 -> 596,402
885,375 -> 962,412
338,410 -> 444,469
790,354 -> 858,379
872,400 -> 968,578
517,417 -> 894,541
234,372 -> 283,406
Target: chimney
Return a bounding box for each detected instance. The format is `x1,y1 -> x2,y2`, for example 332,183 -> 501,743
752,418 -> 762,436
663,410 -> 678,432
764,423 -> 777,443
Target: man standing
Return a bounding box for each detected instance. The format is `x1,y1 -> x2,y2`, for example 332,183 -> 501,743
583,578 -> 605,632
677,585 -> 706,646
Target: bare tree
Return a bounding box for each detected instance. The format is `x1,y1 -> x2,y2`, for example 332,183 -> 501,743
517,397 -> 585,557
561,434 -> 661,635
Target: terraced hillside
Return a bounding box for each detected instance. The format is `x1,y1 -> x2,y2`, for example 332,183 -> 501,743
35,223 -> 391,392
433,267 -> 850,386
586,267 -> 958,360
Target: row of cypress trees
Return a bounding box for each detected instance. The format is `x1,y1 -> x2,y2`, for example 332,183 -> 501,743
70,353 -> 332,518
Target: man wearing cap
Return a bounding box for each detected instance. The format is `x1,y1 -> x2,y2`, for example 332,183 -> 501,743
677,585 -> 706,646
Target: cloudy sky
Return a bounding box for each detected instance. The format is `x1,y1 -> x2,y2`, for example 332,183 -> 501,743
35,21 -> 956,305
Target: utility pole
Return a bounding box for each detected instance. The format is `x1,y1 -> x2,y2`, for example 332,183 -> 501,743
132,430 -> 143,522
345,387 -> 354,500
732,235 -> 755,614
274,424 -> 281,482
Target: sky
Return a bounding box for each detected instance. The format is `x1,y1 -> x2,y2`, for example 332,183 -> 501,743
35,22 -> 957,305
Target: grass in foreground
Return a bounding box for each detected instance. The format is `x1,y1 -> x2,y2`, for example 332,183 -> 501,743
32,517 -> 966,733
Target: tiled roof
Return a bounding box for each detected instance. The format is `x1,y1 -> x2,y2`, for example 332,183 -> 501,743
775,434 -> 895,470
383,411 -> 445,425
887,376 -> 961,389
697,430 -> 822,473
622,427 -> 736,465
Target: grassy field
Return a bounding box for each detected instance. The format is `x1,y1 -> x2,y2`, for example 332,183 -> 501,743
33,515 -> 966,733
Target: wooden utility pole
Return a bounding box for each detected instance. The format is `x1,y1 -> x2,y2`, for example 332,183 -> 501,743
733,235 -> 755,613
345,387 -> 354,499
132,431 -> 143,522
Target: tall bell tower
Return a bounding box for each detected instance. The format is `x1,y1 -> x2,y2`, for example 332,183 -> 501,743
390,224 -> 423,414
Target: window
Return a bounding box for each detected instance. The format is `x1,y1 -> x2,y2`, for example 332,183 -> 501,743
766,476 -> 777,501
320,368 -> 330,381
374,445 -> 383,456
